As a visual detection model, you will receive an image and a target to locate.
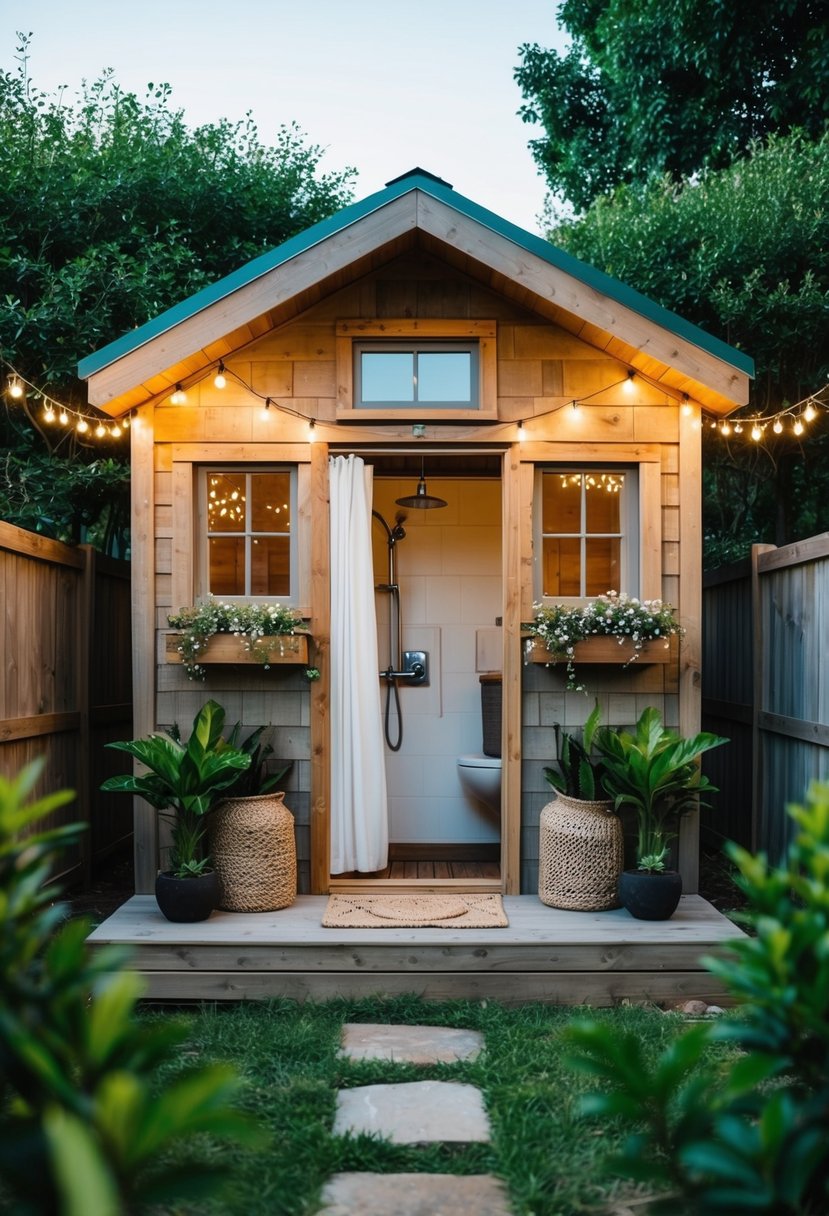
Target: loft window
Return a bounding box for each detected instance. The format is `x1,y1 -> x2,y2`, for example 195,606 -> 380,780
355,341 -> 479,409
535,467 -> 639,599
200,468 -> 297,600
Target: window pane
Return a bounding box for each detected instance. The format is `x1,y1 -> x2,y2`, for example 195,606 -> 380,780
209,537 -> 245,595
250,537 -> 291,596
585,538 -> 620,596
361,352 -> 414,402
251,472 -> 291,532
542,473 -> 581,534
585,474 -> 624,532
417,352 -> 472,402
207,473 -> 246,533
542,537 -> 581,597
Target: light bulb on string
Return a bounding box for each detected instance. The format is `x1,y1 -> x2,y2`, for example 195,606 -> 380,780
214,362 -> 227,389
794,418 -> 804,436
95,422 -> 106,438
261,397 -> 272,422
59,410 -> 69,426
773,418 -> 783,434
170,383 -> 187,405
111,423 -> 122,438
570,400 -> 582,420
517,419 -> 526,442
804,404 -> 816,422
721,422 -> 732,436
734,423 -> 743,434
751,425 -> 763,441
77,418 -> 89,434
8,375 -> 24,399
623,371 -> 635,395
43,405 -> 55,423
681,394 -> 692,416
307,417 -> 317,443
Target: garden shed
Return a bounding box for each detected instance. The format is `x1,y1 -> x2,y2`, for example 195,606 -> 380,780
80,169 -> 752,1001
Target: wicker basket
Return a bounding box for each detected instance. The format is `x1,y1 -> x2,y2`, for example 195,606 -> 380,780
210,793 -> 297,912
538,792 -> 623,911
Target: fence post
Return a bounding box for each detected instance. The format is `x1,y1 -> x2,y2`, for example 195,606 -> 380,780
750,543 -> 775,853
78,543 -> 95,886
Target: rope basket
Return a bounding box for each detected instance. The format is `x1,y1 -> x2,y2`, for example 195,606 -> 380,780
210,793 -> 297,912
538,792 -> 623,911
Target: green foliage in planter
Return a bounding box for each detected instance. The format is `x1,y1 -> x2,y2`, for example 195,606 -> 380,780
218,723 -> 293,799
594,706 -> 727,871
102,699 -> 250,877
544,702 -> 608,800
167,600 -> 305,680
565,780 -> 829,1214
0,759 -> 259,1212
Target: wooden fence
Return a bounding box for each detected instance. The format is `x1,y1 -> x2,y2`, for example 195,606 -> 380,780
0,521 -> 132,886
702,534 -> 829,860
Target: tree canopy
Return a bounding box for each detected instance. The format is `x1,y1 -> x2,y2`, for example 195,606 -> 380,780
516,0 -> 829,213
0,36 -> 355,550
550,132 -> 829,559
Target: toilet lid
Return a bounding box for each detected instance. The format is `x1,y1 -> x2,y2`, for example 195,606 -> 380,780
458,754 -> 501,768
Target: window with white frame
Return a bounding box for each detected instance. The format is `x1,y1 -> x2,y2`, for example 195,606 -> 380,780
354,341 -> 479,409
535,467 -> 639,599
200,468 -> 297,600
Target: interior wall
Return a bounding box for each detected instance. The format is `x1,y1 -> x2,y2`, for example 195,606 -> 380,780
371,476 -> 502,846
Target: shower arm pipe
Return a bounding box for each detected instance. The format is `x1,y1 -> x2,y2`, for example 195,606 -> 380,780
372,509 -> 403,672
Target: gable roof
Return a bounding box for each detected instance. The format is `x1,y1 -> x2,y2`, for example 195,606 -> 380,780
79,169 -> 753,416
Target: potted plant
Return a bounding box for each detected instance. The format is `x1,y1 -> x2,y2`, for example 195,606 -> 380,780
594,706 -> 728,919
525,591 -> 682,691
209,726 -> 298,912
101,700 -> 251,922
538,704 -> 624,911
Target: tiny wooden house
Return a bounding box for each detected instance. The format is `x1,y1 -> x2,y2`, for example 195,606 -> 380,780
80,169 -> 752,900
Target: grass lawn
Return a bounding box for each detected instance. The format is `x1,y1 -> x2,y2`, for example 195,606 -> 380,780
143,995 -> 737,1216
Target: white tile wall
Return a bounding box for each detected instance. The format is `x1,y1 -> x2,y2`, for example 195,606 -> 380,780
371,477 -> 502,845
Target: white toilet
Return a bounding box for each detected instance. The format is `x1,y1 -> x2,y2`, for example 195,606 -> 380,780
457,671 -> 502,816
457,753 -> 502,816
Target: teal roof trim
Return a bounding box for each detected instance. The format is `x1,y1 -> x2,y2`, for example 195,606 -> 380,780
78,171 -> 754,382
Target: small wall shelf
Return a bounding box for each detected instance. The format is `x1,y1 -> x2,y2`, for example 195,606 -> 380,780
166,632 -> 310,666
525,636 -> 672,665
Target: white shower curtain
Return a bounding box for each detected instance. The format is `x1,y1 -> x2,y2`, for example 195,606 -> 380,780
329,455 -> 389,873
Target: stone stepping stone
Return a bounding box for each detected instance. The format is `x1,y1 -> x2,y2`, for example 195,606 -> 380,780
317,1171 -> 511,1215
339,1023 -> 484,1064
333,1080 -> 491,1144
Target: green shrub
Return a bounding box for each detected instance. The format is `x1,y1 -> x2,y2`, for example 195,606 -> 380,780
0,760 -> 259,1213
565,780 -> 829,1214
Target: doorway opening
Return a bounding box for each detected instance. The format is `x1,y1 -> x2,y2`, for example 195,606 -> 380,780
330,451 -> 504,888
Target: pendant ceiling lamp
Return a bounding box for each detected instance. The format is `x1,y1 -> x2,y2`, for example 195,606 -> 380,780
395,458 -> 447,509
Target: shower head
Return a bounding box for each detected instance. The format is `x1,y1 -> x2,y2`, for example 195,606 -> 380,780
395,460 -> 447,510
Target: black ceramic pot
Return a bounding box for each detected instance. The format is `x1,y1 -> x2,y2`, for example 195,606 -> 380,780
155,870 -> 220,923
618,869 -> 682,920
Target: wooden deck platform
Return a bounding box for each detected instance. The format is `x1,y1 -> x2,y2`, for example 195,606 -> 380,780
87,895 -> 743,1006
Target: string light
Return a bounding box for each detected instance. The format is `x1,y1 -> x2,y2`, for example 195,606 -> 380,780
517,419 -> 526,442
2,358 -> 127,443
308,417 -> 317,443
260,397 -> 272,422
804,404 -> 816,422
773,419 -> 783,434
794,419 -> 804,436
213,361 -> 227,389
682,394 -> 692,416
170,383 -> 187,405
751,424 -> 763,441
623,370 -> 635,395
705,384 -> 829,443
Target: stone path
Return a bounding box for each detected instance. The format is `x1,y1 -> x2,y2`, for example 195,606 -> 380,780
316,1022 -> 512,1215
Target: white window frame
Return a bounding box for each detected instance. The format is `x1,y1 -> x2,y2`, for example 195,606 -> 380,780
197,465 -> 299,604
533,465 -> 640,602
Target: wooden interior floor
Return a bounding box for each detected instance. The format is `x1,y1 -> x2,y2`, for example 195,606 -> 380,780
335,845 -> 501,882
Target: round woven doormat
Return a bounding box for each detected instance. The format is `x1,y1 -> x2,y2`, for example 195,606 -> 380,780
322,893 -> 508,928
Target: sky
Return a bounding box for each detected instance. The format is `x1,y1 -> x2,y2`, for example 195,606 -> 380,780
1,0 -> 566,234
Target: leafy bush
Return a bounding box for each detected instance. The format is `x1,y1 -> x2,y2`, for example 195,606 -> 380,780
0,759 -> 258,1211
566,781 -> 829,1213
543,702 -> 609,800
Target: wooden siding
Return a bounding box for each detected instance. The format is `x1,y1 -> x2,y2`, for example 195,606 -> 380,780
702,536 -> 829,859
0,522 -> 132,883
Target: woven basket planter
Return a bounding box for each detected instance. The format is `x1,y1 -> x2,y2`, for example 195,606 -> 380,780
210,793 -> 297,912
538,792 -> 623,911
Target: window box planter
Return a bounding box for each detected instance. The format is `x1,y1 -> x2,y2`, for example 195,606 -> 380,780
166,632 -> 310,667
525,636 -> 672,665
